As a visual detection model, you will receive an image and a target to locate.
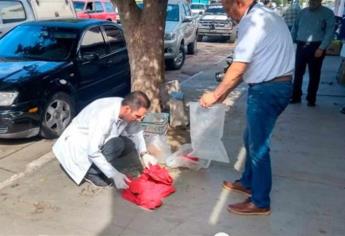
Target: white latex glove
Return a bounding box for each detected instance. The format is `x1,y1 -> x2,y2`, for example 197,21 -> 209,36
112,171 -> 130,189
142,153 -> 158,168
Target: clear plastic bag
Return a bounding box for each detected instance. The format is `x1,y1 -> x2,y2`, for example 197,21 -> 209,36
166,144 -> 211,170
146,135 -> 171,164
189,102 -> 229,163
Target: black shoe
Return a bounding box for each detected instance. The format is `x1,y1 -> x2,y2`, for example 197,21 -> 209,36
307,102 -> 316,107
84,173 -> 113,187
290,98 -> 301,104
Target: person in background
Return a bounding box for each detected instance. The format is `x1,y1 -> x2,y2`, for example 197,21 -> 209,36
290,0 -> 335,106
200,0 -> 294,215
282,0 -> 301,31
53,91 -> 157,188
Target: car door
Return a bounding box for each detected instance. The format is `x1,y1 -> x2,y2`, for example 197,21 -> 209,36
76,26 -> 110,106
101,24 -> 130,97
182,3 -> 194,44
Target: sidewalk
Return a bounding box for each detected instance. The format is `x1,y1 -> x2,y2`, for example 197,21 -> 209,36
0,56 -> 344,236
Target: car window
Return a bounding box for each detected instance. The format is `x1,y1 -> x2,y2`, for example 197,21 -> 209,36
73,1 -> 85,12
205,6 -> 225,15
86,2 -> 94,11
80,27 -> 107,58
0,1 -> 26,24
0,25 -> 77,61
166,4 -> 179,22
95,2 -> 103,12
104,2 -> 115,12
183,4 -> 191,16
103,25 -> 125,52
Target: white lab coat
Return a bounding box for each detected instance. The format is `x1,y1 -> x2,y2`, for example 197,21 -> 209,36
52,97 -> 147,185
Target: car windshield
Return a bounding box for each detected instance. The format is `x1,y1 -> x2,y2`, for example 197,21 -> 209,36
205,6 -> 225,15
73,1 -> 85,12
191,4 -> 205,10
0,25 -> 78,61
137,3 -> 179,22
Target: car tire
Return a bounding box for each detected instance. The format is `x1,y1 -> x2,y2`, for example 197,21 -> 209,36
166,45 -> 185,70
187,37 -> 197,55
229,33 -> 236,43
40,92 -> 75,139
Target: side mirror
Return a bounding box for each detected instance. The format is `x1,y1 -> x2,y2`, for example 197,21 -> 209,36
183,16 -> 193,23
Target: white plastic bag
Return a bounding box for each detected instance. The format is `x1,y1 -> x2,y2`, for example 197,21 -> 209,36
189,102 -> 229,163
166,144 -> 210,170
146,135 -> 171,164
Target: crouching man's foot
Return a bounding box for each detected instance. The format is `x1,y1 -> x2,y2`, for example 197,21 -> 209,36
227,198 -> 271,216
84,173 -> 113,187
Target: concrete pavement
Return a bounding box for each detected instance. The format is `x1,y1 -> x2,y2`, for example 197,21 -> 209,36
0,56 -> 344,236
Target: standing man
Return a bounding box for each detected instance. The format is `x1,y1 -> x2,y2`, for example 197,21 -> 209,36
290,0 -> 335,106
200,0 -> 294,215
282,0 -> 301,31
53,91 -> 157,188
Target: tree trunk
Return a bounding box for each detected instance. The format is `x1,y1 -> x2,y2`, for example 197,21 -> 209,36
113,0 -> 168,111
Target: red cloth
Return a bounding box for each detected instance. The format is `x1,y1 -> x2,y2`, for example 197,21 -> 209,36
121,165 -> 175,210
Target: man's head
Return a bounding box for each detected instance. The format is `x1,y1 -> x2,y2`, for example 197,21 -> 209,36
120,91 -> 151,122
221,0 -> 254,23
309,0 -> 322,10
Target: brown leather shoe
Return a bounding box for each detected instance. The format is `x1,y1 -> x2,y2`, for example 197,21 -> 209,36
228,199 -> 271,216
223,180 -> 251,196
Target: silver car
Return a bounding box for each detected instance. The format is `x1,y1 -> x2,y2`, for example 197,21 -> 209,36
164,0 -> 198,70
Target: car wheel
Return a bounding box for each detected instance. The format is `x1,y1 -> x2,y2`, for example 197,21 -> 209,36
187,37 -> 197,55
40,92 -> 75,139
166,45 -> 185,70
229,33 -> 236,43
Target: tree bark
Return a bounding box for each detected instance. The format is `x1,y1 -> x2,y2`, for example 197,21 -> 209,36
112,0 -> 168,111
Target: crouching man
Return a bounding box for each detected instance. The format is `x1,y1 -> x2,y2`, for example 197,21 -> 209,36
52,91 -> 157,189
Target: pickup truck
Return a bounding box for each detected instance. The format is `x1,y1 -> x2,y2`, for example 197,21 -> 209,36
197,4 -> 236,43
164,0 -> 198,70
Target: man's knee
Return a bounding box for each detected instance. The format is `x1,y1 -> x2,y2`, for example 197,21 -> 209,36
101,137 -> 125,162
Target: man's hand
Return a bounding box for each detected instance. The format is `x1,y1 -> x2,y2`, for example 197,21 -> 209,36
200,91 -> 217,108
142,153 -> 158,167
314,48 -> 324,58
112,171 -> 131,189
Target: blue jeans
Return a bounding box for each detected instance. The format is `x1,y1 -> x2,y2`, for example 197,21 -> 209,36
240,81 -> 292,208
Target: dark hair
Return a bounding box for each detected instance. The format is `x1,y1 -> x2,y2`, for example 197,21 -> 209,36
122,91 -> 151,110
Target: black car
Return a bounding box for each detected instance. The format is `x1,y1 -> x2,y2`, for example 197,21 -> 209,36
0,19 -> 130,139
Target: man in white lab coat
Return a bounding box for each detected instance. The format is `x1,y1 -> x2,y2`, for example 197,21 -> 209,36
52,91 -> 157,188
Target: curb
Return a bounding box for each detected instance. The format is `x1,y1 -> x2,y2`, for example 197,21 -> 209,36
0,152 -> 54,191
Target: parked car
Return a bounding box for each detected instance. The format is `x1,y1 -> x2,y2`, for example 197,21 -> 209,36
73,0 -> 119,22
0,0 -> 76,37
0,19 -> 130,139
164,0 -> 198,70
190,3 -> 207,16
136,0 -> 198,70
197,4 -> 236,43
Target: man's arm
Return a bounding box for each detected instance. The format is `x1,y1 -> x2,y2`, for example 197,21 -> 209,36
200,62 -> 247,107
319,10 -> 336,50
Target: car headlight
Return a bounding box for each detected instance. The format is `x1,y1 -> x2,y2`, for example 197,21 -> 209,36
0,92 -> 18,106
164,32 -> 176,40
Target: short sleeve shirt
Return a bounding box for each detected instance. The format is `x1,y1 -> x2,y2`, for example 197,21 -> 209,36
233,4 -> 295,84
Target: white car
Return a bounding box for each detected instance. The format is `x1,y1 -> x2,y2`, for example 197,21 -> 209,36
197,4 -> 236,43
190,3 -> 207,16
